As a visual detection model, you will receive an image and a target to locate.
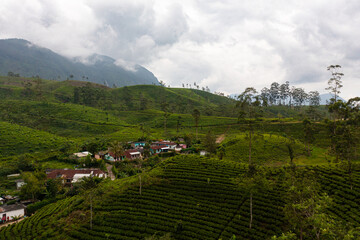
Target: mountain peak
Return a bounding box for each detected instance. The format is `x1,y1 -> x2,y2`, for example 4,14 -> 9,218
0,39 -> 159,87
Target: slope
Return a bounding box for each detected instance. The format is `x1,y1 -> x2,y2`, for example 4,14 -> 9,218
0,39 -> 159,87
2,156 -> 360,239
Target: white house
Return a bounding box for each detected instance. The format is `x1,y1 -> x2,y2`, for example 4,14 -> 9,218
47,169 -> 107,185
0,204 -> 25,222
200,150 -> 209,156
73,151 -> 92,158
14,179 -> 26,190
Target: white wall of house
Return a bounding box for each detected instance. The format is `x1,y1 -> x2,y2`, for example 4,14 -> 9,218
2,208 -> 25,219
72,174 -> 91,183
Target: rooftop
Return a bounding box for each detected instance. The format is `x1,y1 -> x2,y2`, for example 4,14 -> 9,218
47,169 -> 105,179
0,203 -> 25,213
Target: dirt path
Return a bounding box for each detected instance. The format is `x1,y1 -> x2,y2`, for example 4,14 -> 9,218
106,163 -> 116,180
216,125 -> 231,144
216,134 -> 226,144
0,218 -> 24,229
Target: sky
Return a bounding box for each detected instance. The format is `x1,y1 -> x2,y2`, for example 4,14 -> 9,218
1,0 -> 360,99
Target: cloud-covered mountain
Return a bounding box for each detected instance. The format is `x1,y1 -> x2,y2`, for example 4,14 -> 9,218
319,93 -> 346,105
0,39 -> 159,87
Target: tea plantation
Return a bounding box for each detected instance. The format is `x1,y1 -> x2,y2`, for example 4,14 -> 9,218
2,155 -> 360,239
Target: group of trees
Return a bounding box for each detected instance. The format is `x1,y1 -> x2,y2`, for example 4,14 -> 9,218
245,81 -> 322,108
181,82 -> 211,92
73,83 -> 107,107
231,65 -> 360,239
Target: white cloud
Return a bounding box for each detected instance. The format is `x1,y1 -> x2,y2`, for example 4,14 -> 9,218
1,0 -> 360,99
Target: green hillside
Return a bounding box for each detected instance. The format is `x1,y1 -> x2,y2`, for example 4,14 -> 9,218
1,156 -> 360,239
0,121 -> 70,156
0,121 -> 77,177
222,134 -> 307,164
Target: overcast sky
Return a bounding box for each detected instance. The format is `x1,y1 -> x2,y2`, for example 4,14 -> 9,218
1,0 -> 360,99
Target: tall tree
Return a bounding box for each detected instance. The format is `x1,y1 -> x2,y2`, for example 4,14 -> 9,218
234,167 -> 271,230
162,102 -> 171,136
192,109 -> 200,140
260,87 -> 270,107
280,81 -> 290,105
109,141 -> 124,161
308,91 -> 320,107
303,119 -> 315,156
203,130 -> 217,153
270,82 -> 280,105
20,171 -> 46,201
307,91 -> 321,121
292,88 -> 308,107
176,116 -> 183,134
326,65 -> 343,102
283,172 -> 333,240
237,87 -> 263,165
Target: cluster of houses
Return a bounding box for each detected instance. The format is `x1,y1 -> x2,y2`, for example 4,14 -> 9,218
0,168 -> 109,226
0,141 -> 189,225
93,140 -> 187,162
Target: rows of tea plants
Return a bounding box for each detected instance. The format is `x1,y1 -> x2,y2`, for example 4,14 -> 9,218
65,156 -> 287,239
0,196 -> 81,239
0,121 -> 69,156
309,164 -> 360,226
3,156 -> 360,239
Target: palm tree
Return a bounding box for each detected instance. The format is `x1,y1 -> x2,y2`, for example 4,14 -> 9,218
109,141 -> 124,161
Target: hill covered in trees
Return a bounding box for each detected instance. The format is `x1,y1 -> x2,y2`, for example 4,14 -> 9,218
0,39 -> 159,87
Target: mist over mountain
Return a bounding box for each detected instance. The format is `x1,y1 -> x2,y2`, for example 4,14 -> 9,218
319,93 -> 346,105
0,38 -> 159,87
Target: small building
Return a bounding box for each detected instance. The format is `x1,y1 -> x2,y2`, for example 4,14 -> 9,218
14,179 -> 26,190
151,141 -> 177,149
0,204 -> 26,223
131,142 -> 146,149
73,151 -> 92,158
124,149 -> 142,160
95,151 -> 107,160
200,150 -> 209,156
47,169 -> 107,185
106,152 -> 124,161
150,146 -> 163,154
7,173 -> 21,178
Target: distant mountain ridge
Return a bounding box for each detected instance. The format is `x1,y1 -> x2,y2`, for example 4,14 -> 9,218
319,93 -> 346,105
0,38 -> 159,87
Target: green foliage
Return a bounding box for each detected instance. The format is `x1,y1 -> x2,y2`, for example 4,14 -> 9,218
20,171 -> 46,201
222,134 -> 307,164
203,130 -> 217,153
3,157 -> 360,239
0,121 -> 69,156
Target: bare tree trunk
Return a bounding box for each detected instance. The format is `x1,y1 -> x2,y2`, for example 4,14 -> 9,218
139,174 -> 142,195
300,227 -> 303,240
249,192 -> 253,229
196,125 -> 198,140
249,129 -> 252,165
90,193 -> 93,230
